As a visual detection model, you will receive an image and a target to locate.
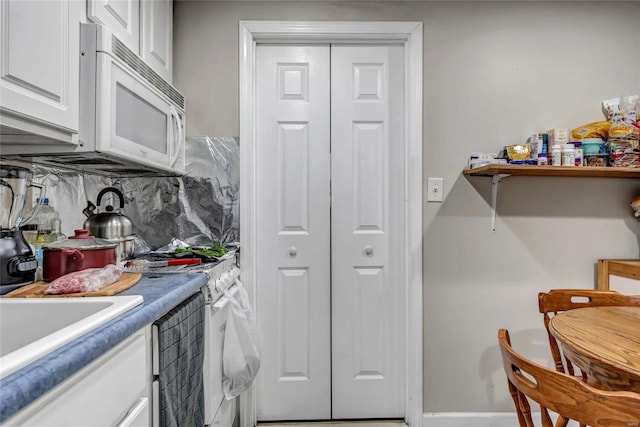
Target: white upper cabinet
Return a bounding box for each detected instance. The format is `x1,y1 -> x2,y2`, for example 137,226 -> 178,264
0,0 -> 83,144
88,0 -> 173,82
141,0 -> 173,82
87,0 -> 140,55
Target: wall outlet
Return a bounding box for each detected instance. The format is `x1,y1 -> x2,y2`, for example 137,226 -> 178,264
427,177 -> 444,202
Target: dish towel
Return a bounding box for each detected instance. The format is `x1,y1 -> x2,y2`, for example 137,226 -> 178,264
155,292 -> 205,427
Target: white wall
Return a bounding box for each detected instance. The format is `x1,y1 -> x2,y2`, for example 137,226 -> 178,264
173,0 -> 640,414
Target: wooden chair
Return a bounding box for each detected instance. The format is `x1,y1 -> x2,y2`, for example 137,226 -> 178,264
498,328 -> 640,427
538,289 -> 640,376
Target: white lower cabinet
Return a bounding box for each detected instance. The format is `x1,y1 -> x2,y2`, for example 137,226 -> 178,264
4,277 -> 238,427
3,328 -> 149,427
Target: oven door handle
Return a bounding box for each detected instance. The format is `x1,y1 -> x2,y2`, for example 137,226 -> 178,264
211,284 -> 239,310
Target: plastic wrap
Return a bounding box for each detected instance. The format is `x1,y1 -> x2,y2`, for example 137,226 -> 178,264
222,279 -> 261,399
46,264 -> 123,295
29,136 -> 240,251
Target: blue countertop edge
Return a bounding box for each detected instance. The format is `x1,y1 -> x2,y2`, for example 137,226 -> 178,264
0,271 -> 212,423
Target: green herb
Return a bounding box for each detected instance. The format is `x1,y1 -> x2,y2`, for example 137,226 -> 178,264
175,245 -> 228,258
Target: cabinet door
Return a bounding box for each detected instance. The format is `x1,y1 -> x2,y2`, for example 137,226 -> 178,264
116,397 -> 149,427
141,0 -> 172,82
3,329 -> 148,427
0,0 -> 81,143
88,0 -> 140,55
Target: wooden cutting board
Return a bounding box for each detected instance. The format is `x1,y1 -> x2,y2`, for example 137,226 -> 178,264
4,272 -> 142,298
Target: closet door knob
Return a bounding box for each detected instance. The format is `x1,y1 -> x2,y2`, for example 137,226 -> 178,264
364,245 -> 373,256
289,247 -> 297,257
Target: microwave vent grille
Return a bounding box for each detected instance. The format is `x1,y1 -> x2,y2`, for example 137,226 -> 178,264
111,36 -> 185,110
0,153 -> 181,177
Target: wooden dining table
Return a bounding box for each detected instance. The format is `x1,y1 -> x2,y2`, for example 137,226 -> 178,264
549,306 -> 640,393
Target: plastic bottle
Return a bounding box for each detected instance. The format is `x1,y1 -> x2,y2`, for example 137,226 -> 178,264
51,217 -> 66,242
29,198 -> 63,280
537,152 -> 548,166
551,144 -> 562,166
561,144 -> 575,167
574,146 -> 583,167
34,198 -> 59,245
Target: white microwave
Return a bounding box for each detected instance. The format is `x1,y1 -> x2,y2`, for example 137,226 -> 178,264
1,23 -> 186,176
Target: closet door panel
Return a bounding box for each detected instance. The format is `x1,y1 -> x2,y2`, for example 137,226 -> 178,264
255,44 -> 331,421
330,45 -> 406,419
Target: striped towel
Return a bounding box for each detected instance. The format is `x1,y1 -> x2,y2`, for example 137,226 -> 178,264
155,292 -> 205,427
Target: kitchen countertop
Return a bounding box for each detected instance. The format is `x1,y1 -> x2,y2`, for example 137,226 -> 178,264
0,258 -> 234,422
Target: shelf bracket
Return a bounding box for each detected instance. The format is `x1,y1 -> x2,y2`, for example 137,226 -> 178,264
491,174 -> 510,232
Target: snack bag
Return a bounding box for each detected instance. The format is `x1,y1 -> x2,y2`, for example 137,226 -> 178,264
505,143 -> 530,161
571,121 -> 610,141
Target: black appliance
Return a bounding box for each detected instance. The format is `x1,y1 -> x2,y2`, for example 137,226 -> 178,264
0,165 -> 43,294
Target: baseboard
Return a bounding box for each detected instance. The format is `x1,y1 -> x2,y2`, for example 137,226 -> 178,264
423,413 -> 517,427
423,413 -> 578,427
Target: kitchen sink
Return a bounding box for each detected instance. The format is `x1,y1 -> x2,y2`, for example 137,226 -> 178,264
0,295 -> 143,380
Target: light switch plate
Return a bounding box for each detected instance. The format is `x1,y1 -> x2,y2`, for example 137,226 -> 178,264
427,177 -> 443,202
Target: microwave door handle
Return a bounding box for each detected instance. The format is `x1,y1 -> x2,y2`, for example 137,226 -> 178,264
168,106 -> 184,169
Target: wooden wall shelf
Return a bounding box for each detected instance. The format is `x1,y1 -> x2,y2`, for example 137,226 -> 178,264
463,165 -> 640,231
463,165 -> 640,179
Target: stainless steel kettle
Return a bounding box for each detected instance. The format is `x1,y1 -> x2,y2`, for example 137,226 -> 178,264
82,187 -> 135,259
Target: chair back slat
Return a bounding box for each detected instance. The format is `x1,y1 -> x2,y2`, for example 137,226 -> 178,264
538,289 -> 640,314
499,329 -> 640,427
538,289 -> 640,375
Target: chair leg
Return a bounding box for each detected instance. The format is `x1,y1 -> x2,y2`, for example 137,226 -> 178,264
507,380 -> 532,427
517,391 -> 534,427
540,406 -> 553,427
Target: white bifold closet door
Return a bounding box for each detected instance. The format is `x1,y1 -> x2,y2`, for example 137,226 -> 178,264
256,43 -> 405,421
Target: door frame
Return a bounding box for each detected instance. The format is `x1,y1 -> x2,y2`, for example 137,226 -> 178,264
239,21 -> 423,427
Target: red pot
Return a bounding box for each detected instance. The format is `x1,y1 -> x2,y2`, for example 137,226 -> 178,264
42,229 -> 118,282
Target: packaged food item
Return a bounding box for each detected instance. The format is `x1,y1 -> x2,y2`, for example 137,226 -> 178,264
584,153 -> 608,167
506,143 -> 530,161
608,112 -> 639,167
603,95 -> 639,121
602,97 -> 621,121
620,95 -> 639,124
547,128 -> 570,147
467,152 -> 507,169
609,113 -> 634,139
609,146 -> 640,168
45,264 -> 123,295
571,121 -> 610,141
